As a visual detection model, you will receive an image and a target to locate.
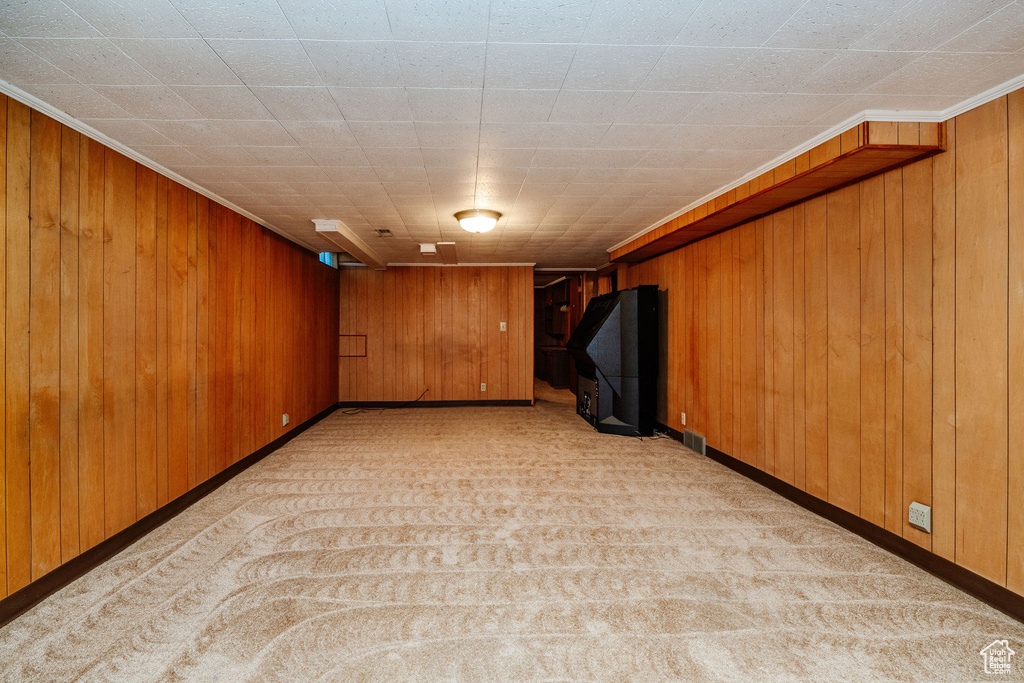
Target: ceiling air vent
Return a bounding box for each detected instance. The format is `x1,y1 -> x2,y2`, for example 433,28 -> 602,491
375,228 -> 393,237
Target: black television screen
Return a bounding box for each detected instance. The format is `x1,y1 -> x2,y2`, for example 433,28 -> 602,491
567,285 -> 658,436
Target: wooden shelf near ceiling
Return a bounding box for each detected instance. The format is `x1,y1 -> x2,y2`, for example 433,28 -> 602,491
610,121 -> 946,263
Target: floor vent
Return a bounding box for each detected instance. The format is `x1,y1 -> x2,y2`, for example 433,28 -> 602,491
682,429 -> 706,455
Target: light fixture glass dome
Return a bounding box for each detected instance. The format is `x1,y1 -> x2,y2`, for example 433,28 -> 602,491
454,209 -> 501,233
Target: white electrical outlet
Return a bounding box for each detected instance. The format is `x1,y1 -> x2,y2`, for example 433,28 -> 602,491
681,412 -> 686,426
282,413 -> 290,427
500,322 -> 507,332
480,383 -> 486,392
909,502 -> 931,533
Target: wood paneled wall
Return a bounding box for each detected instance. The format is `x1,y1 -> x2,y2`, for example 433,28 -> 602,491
627,90 -> 1024,596
0,95 -> 339,599
338,266 -> 533,402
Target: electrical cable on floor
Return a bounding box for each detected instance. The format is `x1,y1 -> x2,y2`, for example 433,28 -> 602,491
340,388 -> 429,415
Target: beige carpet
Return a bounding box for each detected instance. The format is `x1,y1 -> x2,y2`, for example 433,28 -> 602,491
1,381 -> 1022,681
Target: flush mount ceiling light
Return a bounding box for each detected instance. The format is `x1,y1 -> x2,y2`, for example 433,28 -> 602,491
454,209 -> 501,234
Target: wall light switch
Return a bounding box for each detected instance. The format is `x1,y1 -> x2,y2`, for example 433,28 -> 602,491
681,412 -> 686,426
282,413 -> 290,427
500,322 -> 507,332
480,383 -> 486,392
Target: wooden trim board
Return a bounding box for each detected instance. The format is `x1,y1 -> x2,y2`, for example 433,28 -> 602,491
612,122 -> 945,263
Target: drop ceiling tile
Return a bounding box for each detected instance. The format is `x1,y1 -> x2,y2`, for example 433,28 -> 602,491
265,166 -> 330,182
134,144 -> 204,166
208,39 -> 322,86
386,0 -> 489,41
406,88 -> 483,122
302,40 -> 403,87
92,85 -> 203,119
796,50 -> 922,95
0,38 -> 77,84
683,93 -> 778,125
19,38 -> 159,85
951,51 -> 1024,95
280,120 -> 358,147
763,93 -> 850,125
866,51 -> 1007,97
481,89 -> 558,123
277,0 -> 390,39
479,122 -> 545,148
525,167 -> 579,183
615,91 -> 705,125
361,147 -> 425,167
383,181 -> 432,195
169,85 -> 272,120
479,148 -> 536,167
854,0 -> 1010,51
582,149 -> 649,168
583,0 -> 700,44
394,42 -> 486,88
940,1 -> 1024,53
64,0 -> 198,38
414,122 -> 479,148
80,118 -> 175,145
598,124 -> 672,149
169,0 -> 295,39
112,38 -> 240,85
478,167 -> 529,184
0,0 -> 100,37
327,87 -> 412,121
537,123 -> 610,148
717,48 -> 837,93
306,147 -> 370,166
488,0 -> 594,43
377,166 -> 429,183
674,0 -> 806,47
242,146 -> 315,166
348,121 -> 419,147
531,148 -> 588,167
152,119 -> 226,146
642,46 -> 753,91
548,90 -> 634,124
17,83 -> 130,118
214,119 -> 297,146
250,86 -> 343,119
483,43 -> 577,89
421,148 -> 478,166
562,45 -> 666,90
322,166 -> 380,183
185,145 -> 259,165
766,0 -> 908,49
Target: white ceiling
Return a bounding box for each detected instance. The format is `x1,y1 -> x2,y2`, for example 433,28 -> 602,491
2,0 -> 1023,267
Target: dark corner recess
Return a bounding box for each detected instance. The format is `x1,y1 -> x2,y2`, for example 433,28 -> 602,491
0,403 -> 339,629
657,422 -> 1024,626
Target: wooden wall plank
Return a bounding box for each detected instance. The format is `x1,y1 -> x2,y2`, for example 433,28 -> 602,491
167,182 -> 187,498
859,174 -> 886,528
155,176 -> 169,505
739,223 -> 756,465
0,95 -> 6,595
186,191 -> 198,489
792,204 -> 806,491
826,185 -> 861,515
102,150 -> 137,538
721,232 -> 735,455
29,110 -> 63,579
884,169 -> 905,535
6,99 -> 31,591
707,235 -> 722,449
804,197 -> 828,501
1009,90 -> 1024,593
78,137 -> 104,552
196,195 -> 210,483
762,220 -> 775,476
955,97 -> 1008,584
902,158 -> 934,549
134,165 -> 158,520
59,126 -> 80,563
773,209 -> 795,485
932,117 -> 957,563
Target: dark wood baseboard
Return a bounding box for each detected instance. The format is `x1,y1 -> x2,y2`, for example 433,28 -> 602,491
0,403 -> 338,629
337,400 -> 533,409
656,422 -> 1024,625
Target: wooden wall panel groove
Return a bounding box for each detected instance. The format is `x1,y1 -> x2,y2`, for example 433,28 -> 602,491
1008,89 -> 1024,594
338,266 -> 533,403
0,99 -> 339,601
